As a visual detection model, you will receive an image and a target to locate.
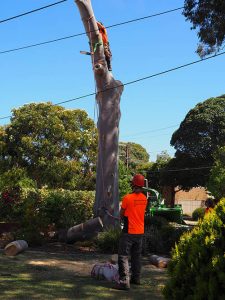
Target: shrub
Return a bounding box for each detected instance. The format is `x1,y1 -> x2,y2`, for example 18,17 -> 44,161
95,227 -> 121,253
163,198 -> 225,300
13,188 -> 47,246
143,216 -> 190,254
192,207 -> 205,221
0,188 -> 21,221
40,189 -> 95,229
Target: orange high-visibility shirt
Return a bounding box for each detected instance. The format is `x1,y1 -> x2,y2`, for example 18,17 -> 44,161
121,192 -> 147,234
97,22 -> 108,44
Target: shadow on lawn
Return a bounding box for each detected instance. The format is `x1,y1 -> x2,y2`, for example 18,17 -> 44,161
0,249 -> 166,300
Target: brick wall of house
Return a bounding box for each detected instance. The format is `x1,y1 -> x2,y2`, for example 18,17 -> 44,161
175,187 -> 208,215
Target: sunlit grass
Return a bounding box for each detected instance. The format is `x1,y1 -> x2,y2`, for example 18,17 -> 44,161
0,250 -> 167,300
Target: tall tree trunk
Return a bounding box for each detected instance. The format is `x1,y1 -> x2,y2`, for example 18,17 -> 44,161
74,0 -> 123,227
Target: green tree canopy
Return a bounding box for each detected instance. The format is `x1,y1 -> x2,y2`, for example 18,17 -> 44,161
170,95 -> 225,188
147,151 -> 171,192
0,102 -> 97,190
119,142 -> 150,173
207,146 -> 225,200
118,160 -> 132,200
183,0 -> 225,57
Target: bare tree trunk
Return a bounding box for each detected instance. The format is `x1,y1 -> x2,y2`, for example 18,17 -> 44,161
74,0 -> 123,227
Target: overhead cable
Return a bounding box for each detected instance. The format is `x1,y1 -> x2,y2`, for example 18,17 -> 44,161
0,50 -> 224,120
0,7 -> 183,55
121,124 -> 179,138
0,0 -> 67,24
148,166 -> 211,173
55,50 -> 225,104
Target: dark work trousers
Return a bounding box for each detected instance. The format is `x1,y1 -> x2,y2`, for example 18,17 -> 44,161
118,233 -> 143,284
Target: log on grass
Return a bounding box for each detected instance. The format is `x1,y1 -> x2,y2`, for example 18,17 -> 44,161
4,240 -> 28,256
149,255 -> 171,268
58,217 -> 103,244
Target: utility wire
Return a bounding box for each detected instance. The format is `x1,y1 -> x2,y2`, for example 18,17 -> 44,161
121,124 -> 179,138
0,0 -> 67,24
0,50 -> 224,120
148,166 -> 211,173
0,115 -> 11,120
0,7 -> 183,55
54,50 -> 225,104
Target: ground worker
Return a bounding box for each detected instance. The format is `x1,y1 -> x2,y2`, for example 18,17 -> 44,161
205,198 -> 214,214
96,21 -> 112,71
115,174 -> 147,290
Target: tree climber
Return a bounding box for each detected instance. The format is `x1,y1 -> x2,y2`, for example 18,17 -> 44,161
97,21 -> 112,71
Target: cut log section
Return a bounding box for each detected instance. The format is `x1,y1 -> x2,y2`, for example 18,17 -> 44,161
149,254 -> 171,268
4,240 -> 28,256
58,217 -> 103,244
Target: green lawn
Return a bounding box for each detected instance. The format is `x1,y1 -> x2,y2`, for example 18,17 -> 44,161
0,247 -> 167,299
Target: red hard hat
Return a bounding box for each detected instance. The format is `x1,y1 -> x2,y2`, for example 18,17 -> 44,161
132,174 -> 145,187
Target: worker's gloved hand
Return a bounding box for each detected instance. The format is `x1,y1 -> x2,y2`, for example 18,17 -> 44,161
119,217 -> 124,229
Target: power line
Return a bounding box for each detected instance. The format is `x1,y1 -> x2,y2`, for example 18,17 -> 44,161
127,133 -> 173,139
106,7 -> 183,29
0,7 -> 183,55
0,0 -> 67,24
148,166 -> 211,173
0,50 -> 224,121
53,50 -> 225,104
0,115 -> 11,121
121,124 -> 179,138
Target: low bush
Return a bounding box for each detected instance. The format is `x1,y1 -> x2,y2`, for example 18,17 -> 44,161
192,207 -> 205,221
163,198 -> 225,300
95,227 -> 121,253
143,216 -> 190,254
39,189 -> 95,229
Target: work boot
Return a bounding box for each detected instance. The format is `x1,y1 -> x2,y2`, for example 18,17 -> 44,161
130,277 -> 141,285
106,57 -> 112,71
113,280 -> 130,290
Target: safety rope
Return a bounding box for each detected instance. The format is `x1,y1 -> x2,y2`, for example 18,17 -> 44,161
100,207 -> 120,220
93,41 -> 103,53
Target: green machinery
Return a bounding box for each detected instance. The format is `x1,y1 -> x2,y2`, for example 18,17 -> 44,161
142,186 -> 183,224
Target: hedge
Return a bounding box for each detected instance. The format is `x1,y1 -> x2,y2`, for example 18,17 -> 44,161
0,188 -> 95,245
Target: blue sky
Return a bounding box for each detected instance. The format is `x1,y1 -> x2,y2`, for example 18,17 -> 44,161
0,0 -> 224,161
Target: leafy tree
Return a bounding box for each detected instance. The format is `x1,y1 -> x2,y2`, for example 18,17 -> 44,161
170,95 -> 225,188
183,0 -> 225,57
147,151 -> 171,191
118,160 -> 132,200
207,146 -> 225,199
0,167 -> 36,191
156,150 -> 171,164
119,142 -> 150,173
0,102 -> 97,190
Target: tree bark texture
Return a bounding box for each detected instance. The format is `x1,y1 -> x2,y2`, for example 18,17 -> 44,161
74,0 -> 124,227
